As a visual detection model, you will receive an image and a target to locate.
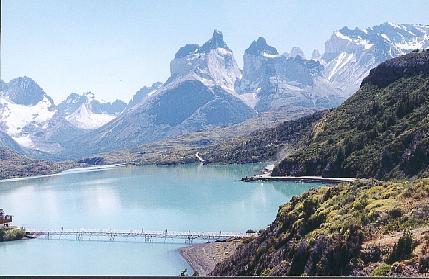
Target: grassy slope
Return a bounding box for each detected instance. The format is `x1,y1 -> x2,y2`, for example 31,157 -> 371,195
211,178 -> 429,276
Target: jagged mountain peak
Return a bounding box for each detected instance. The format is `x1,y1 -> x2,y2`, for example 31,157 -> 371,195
311,49 -> 322,61
200,29 -> 230,52
245,37 -> 279,56
175,44 -> 200,58
1,76 -> 53,106
170,30 -> 240,91
290,46 -> 305,59
330,22 -> 429,52
175,30 -> 232,59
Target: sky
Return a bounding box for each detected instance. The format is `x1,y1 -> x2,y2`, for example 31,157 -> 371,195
1,0 -> 429,103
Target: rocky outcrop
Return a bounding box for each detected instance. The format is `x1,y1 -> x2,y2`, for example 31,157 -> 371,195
362,50 -> 429,87
0,76 -> 54,106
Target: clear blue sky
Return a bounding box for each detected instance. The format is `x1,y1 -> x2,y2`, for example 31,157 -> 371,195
1,0 -> 428,103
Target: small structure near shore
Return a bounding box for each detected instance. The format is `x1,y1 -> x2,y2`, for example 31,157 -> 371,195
242,175 -> 356,184
0,209 -> 12,227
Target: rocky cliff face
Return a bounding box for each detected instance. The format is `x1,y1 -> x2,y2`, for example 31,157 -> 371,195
236,37 -> 344,113
362,50 -> 429,87
0,130 -> 23,153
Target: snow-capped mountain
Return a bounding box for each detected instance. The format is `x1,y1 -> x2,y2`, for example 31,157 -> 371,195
236,37 -> 344,113
58,92 -> 126,129
64,30 -> 255,155
0,77 -> 56,149
323,22 -> 429,95
0,77 -> 126,154
169,30 -> 242,92
3,23 -> 428,159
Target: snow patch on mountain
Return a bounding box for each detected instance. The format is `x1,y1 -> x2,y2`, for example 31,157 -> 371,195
0,96 -> 55,148
65,102 -> 115,129
58,92 -> 126,129
322,22 -> 429,95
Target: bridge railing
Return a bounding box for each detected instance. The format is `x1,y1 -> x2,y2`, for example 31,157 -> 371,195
24,228 -> 258,243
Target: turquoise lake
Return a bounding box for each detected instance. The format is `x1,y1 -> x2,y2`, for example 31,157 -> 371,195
0,164 -> 322,275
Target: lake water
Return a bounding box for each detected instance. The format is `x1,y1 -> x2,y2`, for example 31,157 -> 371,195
0,164 -> 322,275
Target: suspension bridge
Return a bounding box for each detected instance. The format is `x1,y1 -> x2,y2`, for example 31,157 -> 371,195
25,228 -> 257,244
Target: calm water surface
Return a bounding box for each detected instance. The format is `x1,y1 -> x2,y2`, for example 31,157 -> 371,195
0,164 -> 322,275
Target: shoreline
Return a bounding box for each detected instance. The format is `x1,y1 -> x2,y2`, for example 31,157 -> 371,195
0,164 -> 125,183
242,174 -> 357,184
178,240 -> 242,276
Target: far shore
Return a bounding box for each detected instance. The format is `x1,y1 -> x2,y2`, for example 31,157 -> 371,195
0,164 -> 125,183
242,174 -> 358,184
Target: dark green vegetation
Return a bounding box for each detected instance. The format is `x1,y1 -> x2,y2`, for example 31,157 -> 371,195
387,230 -> 415,264
0,227 -> 26,242
0,148 -> 81,180
199,111 -> 325,164
211,178 -> 429,276
273,51 -> 429,179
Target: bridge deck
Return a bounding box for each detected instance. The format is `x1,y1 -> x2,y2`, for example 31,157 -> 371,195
26,228 -> 257,243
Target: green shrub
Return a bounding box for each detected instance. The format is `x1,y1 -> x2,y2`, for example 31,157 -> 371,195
0,227 -> 26,241
387,230 -> 415,264
370,263 -> 391,276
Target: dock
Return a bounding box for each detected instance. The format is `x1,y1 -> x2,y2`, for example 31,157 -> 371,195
241,174 -> 357,184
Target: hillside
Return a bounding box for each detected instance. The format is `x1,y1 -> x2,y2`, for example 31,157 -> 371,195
212,178 -> 429,276
79,108 -> 317,166
272,50 -> 429,179
0,148 -> 80,180
199,111 -> 326,164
